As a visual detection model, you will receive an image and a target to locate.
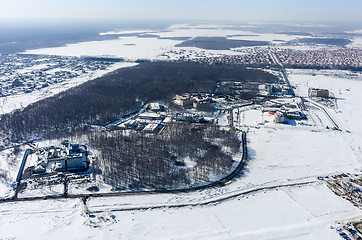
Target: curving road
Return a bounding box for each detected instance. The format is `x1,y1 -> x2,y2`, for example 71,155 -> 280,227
303,98 -> 341,130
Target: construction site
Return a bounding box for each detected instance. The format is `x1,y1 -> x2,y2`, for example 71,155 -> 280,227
323,173 -> 362,239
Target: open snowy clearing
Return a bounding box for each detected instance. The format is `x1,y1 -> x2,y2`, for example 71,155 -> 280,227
0,182 -> 360,240
25,37 -> 183,60
287,69 -> 362,162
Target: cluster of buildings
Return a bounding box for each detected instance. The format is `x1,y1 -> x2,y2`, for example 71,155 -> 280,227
173,47 -> 275,66
175,93 -> 214,111
160,49 -> 208,60
263,100 -> 306,124
0,54 -> 115,97
166,46 -> 362,70
259,84 -> 293,97
269,110 -> 306,123
308,88 -> 336,108
114,99 -> 211,133
116,103 -> 169,133
232,48 -> 274,65
24,141 -> 90,176
16,141 -> 93,197
274,48 -> 362,69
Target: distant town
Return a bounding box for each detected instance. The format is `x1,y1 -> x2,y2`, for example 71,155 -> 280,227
0,54 -> 121,97
165,47 -> 362,70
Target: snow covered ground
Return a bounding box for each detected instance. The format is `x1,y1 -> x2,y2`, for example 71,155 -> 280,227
287,69 -> 362,162
0,182 -> 360,240
0,148 -> 21,198
25,37 -> 182,60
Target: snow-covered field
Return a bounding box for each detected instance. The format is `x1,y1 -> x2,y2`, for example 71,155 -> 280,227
288,69 -> 362,162
0,182 -> 360,240
26,37 -> 181,60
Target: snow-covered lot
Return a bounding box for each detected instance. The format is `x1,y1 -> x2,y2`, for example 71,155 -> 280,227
288,69 -> 362,162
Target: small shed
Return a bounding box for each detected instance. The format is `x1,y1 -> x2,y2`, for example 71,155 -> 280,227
274,111 -> 286,123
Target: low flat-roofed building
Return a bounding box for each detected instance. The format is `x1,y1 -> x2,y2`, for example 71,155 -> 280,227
143,123 -> 161,133
123,119 -> 138,128
138,112 -> 161,120
149,102 -> 164,112
286,111 -> 302,119
193,99 -> 213,112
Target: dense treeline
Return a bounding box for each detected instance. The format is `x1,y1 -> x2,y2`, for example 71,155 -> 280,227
83,122 -> 241,190
0,61 -> 278,146
175,37 -> 270,50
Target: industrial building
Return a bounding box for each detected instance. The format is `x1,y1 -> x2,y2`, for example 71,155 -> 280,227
49,144 -> 89,172
286,111 -> 304,119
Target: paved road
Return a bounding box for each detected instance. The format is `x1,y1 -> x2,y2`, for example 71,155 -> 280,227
270,51 -> 295,97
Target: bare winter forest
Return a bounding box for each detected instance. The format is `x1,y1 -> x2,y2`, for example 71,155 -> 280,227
82,122 -> 241,190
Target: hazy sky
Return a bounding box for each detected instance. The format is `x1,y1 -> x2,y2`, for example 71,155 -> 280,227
0,0 -> 361,22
